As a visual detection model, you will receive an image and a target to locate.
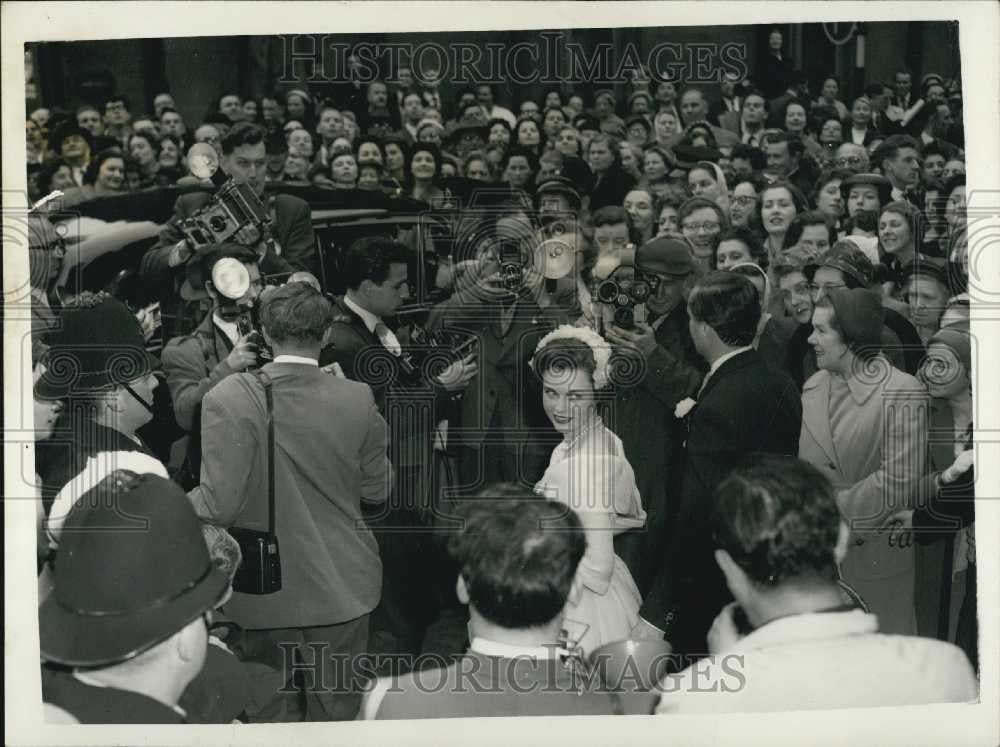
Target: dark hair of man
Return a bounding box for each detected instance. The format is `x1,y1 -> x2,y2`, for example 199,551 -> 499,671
712,456 -> 841,585
104,95 -> 130,112
782,210 -> 837,251
730,143 -> 767,172
863,82 -> 889,100
203,111 -> 232,128
76,104 -> 100,118
591,205 -> 629,230
844,209 -> 878,235
875,134 -> 921,167
158,107 -> 180,121
355,138 -> 384,162
401,89 -> 423,106
688,270 -> 761,346
813,295 -> 880,361
716,225 -> 769,270
677,196 -> 728,233
447,487 -> 586,629
742,88 -> 767,109
921,141 -> 949,163
766,129 -> 804,159
501,146 -> 539,174
532,337 -> 597,382
773,259 -> 805,283
259,281 -> 333,344
342,237 -> 410,291
265,130 -> 288,156
221,122 -> 266,156
811,168 -> 853,204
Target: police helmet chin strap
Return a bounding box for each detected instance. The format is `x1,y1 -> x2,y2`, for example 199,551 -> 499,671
122,382 -> 155,415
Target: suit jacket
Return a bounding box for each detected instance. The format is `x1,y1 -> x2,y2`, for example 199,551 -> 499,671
139,191 -> 315,311
608,303 -> 707,593
708,96 -> 741,128
42,669 -> 185,724
717,111 -> 763,146
640,349 -> 802,651
366,650 -> 654,718
189,361 -> 392,629
798,360 -> 928,635
588,167 -> 637,211
427,291 -> 557,453
320,296 -> 452,468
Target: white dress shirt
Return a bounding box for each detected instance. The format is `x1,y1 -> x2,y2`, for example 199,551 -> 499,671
343,294 -> 401,356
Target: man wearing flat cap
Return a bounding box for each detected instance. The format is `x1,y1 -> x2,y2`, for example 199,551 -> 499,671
602,237 -> 706,596
903,255 -> 955,344
40,473 -> 230,723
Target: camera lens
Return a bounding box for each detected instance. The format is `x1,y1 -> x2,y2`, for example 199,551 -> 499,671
209,215 -> 228,233
596,280 -> 620,304
632,281 -> 651,302
614,306 -> 635,329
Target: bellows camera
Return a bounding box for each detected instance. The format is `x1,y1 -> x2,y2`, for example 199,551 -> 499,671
179,143 -> 272,252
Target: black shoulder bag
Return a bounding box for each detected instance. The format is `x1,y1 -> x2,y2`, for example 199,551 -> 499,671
229,369 -> 282,594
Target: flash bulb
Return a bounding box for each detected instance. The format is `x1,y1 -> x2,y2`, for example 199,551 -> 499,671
211,257 -> 251,300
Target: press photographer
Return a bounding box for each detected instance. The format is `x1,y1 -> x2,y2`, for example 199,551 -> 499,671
160,243 -> 265,487
139,122 -> 315,336
597,238 -> 706,596
188,281 -> 392,722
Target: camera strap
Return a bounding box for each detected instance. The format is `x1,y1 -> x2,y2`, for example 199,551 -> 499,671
252,369 -> 276,538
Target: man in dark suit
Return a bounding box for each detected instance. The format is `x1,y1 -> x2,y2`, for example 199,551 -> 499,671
362,488 -> 655,718
189,282 -> 392,721
320,237 -> 477,660
139,122 -> 315,337
602,238 -> 707,594
631,272 -> 802,658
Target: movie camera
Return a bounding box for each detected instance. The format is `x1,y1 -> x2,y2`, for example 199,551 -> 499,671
592,247 -> 650,332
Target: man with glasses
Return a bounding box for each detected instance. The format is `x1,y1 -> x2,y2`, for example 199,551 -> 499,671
833,142 -> 870,174
102,95 -> 133,149
603,237 -> 707,598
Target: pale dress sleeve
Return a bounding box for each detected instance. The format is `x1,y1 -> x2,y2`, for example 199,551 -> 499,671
537,450 -> 632,596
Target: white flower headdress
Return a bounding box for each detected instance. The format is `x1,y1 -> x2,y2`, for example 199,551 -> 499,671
531,324 -> 612,389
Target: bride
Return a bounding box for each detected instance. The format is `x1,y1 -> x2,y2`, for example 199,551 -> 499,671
531,325 -> 646,656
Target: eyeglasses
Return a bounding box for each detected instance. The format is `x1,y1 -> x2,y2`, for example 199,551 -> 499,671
682,221 -> 720,233
779,282 -> 810,299
834,156 -> 864,167
808,282 -> 846,298
731,195 -> 757,206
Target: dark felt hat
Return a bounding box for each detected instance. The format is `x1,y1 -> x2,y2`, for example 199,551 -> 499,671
625,114 -> 652,133
840,172 -> 893,208
900,255 -> 952,290
51,122 -> 95,152
447,116 -> 488,144
35,293 -> 159,401
636,236 -> 695,277
672,143 -> 723,169
826,287 -> 884,350
534,176 -> 582,209
39,474 -> 229,667
805,241 -> 876,287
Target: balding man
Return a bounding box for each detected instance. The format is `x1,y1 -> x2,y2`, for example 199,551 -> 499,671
671,89 -> 739,149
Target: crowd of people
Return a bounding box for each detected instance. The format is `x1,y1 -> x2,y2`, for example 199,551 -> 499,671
24,29 -> 979,724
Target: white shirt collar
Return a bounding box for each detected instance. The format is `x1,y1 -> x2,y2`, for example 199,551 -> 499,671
343,294 -> 381,334
212,312 -> 240,346
468,637 -> 563,660
273,354 -> 318,366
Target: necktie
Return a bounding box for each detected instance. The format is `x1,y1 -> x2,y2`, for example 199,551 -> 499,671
374,322 -> 401,357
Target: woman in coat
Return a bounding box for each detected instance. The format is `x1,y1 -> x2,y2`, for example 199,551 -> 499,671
798,287 -> 928,635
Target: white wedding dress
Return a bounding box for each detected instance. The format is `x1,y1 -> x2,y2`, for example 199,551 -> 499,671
534,419 -> 646,656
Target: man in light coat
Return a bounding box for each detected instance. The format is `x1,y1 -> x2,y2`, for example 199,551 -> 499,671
190,282 -> 392,721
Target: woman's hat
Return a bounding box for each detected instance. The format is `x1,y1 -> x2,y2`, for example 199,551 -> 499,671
839,173 -> 893,208
805,241 -> 876,286
34,293 -> 159,400
39,473 -> 230,667
624,114 -> 652,133
928,322 -> 971,374
826,287 -> 884,350
446,116 -> 488,144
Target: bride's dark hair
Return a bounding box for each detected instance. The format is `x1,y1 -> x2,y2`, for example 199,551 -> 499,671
532,338 -> 596,383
